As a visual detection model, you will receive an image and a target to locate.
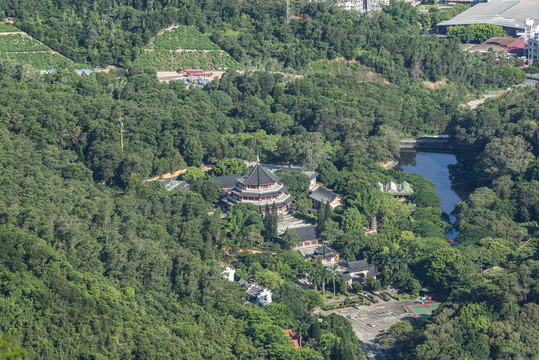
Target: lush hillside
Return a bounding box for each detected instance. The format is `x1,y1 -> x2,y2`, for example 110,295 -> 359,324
0,24 -> 88,69
0,0 -> 523,89
0,1 -> 536,359
150,26 -> 221,50
376,88 -> 539,360
0,66 -> 373,359
136,48 -> 240,71
0,22 -> 18,32
134,25 -> 241,71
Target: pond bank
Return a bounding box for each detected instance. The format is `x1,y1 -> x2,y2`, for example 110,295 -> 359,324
396,151 -> 473,236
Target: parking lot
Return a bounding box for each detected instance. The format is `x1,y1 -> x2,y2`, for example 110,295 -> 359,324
322,299 -> 419,353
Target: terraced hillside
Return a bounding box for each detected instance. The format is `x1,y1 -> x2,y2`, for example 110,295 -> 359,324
0,24 -> 87,69
134,25 -> 241,71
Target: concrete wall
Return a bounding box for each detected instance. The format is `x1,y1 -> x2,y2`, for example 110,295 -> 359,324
400,138 -> 455,152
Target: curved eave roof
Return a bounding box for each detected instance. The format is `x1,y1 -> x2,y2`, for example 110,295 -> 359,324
238,164 -> 281,186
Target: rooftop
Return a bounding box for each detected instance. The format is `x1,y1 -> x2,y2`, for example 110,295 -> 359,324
309,186 -> 340,203
438,0 -> 539,30
380,181 -> 413,195
224,194 -> 295,208
466,37 -> 525,55
238,163 -> 280,186
312,244 -> 338,259
231,185 -> 289,198
212,173 -> 241,189
294,225 -> 320,243
283,329 -> 302,349
347,259 -> 375,272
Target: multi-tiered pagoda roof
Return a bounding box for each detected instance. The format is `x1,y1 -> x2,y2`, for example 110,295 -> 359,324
224,160 -> 294,214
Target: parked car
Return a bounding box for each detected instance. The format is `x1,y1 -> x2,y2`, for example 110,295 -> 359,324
353,304 -> 361,310
347,315 -> 355,319
367,323 -> 375,327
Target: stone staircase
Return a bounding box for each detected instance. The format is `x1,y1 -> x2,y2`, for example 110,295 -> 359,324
277,213 -> 309,234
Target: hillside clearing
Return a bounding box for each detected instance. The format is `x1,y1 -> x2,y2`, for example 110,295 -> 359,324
135,25 -> 240,71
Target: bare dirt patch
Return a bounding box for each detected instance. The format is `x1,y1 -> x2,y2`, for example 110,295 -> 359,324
423,80 -> 446,89
466,89 -> 510,109
157,70 -> 226,82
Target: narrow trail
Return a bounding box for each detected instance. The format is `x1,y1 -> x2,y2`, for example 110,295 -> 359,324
466,89 -> 510,109
144,48 -> 227,53
146,24 -> 182,47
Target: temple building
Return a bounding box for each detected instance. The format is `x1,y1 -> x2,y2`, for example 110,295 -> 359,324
308,244 -> 340,266
224,159 -> 295,214
379,181 -> 413,201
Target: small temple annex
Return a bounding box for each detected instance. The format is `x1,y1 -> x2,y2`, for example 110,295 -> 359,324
224,158 -> 295,214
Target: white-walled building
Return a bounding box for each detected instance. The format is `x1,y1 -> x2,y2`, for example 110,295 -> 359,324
239,279 -> 272,306
221,265 -> 236,282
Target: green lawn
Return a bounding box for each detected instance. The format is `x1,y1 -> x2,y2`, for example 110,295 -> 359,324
152,26 -> 220,50
135,50 -> 240,71
0,34 -> 49,52
0,22 -> 19,32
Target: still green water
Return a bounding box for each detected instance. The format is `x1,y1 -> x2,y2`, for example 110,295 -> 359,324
397,151 -> 469,236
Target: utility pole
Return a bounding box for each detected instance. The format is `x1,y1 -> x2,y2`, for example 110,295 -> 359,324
119,116 -> 124,152
286,0 -> 291,24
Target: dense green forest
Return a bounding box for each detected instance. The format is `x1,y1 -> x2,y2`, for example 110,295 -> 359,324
0,0 -> 537,359
378,88 -> 539,359
0,0 -> 524,87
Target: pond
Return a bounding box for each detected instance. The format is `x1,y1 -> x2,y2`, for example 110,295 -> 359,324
397,151 -> 470,237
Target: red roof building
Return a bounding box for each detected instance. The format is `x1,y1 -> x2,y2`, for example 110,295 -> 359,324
283,329 -> 302,349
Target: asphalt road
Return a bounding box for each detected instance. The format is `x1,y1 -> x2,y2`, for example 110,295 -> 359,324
322,299 -> 419,360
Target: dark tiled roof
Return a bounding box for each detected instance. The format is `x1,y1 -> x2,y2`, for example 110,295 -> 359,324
239,164 -> 280,186
309,186 -> 339,203
347,260 -> 374,272
231,185 -> 289,198
225,194 -> 295,208
312,244 -> 338,259
212,173 -> 242,189
176,181 -> 189,189
367,269 -> 381,277
247,284 -> 266,297
294,225 -> 320,242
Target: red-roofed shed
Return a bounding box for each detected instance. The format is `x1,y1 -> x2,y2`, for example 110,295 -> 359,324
283,329 -> 302,349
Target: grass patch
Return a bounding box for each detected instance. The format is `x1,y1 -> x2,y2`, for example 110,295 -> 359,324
0,52 -> 88,70
0,22 -> 19,32
137,25 -> 242,71
0,34 -> 49,52
302,59 -> 388,84
152,26 -> 220,50
135,50 -> 240,71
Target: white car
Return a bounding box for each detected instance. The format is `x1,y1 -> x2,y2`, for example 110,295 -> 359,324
367,322 -> 375,327
353,304 -> 361,310
347,315 -> 355,319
